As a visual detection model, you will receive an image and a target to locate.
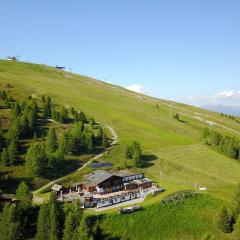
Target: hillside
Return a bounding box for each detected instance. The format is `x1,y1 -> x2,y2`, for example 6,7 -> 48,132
1,60 -> 240,239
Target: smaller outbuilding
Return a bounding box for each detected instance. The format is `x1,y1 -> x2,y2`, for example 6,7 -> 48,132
0,193 -> 16,205
51,184 -> 63,196
6,56 -> 18,61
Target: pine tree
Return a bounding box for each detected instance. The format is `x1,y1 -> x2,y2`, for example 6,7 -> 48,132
0,205 -> 24,240
59,132 -> 69,153
35,203 -> 50,240
25,143 -> 45,177
74,200 -> 83,221
43,97 -> 51,119
218,207 -> 233,233
0,128 -> 4,151
210,131 -> 221,146
54,148 -> 65,167
226,141 -> 238,159
79,112 -> 86,123
125,144 -> 132,159
70,107 -> 75,116
49,203 -> 61,240
173,113 -> 180,121
96,127 -> 103,139
133,149 -> 144,168
42,95 -> 46,103
15,181 -> 32,210
1,147 -> 9,166
84,133 -> 93,153
59,107 -> 68,123
7,120 -> 20,144
63,212 -> 75,240
47,96 -> 51,105
46,128 -> 58,153
8,140 -> 17,165
125,141 -> 142,159
43,103 -> 51,118
62,200 -> 83,240
12,101 -> 21,117
89,118 -> 95,128
232,183 -> 240,221
1,90 -> 7,100
70,122 -> 84,153
102,133 -> 109,148
76,217 -> 91,240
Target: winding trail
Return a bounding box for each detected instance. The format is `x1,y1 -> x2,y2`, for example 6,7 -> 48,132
163,103 -> 240,136
32,125 -> 118,204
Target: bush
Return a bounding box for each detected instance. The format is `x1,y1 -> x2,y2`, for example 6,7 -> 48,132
218,206 -> 233,233
160,191 -> 197,206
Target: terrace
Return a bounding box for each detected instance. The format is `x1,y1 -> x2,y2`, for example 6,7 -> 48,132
54,170 -> 164,208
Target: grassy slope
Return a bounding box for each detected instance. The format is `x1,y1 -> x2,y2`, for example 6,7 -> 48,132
95,195 -> 231,240
1,60 -> 240,239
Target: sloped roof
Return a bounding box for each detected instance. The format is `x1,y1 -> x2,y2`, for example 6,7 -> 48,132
1,194 -> 15,200
51,184 -> 63,192
114,170 -> 143,177
86,170 -> 115,185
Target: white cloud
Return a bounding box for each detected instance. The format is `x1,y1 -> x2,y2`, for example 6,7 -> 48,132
184,95 -> 209,101
181,90 -> 240,106
126,84 -> 144,93
212,90 -> 240,100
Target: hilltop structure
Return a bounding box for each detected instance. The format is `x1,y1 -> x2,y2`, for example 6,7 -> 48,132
52,170 -> 163,208
5,56 -> 18,61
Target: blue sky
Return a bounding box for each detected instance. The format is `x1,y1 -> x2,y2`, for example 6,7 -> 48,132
1,1 -> 240,106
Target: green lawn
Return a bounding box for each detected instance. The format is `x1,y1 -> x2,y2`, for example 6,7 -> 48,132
91,194 -> 234,240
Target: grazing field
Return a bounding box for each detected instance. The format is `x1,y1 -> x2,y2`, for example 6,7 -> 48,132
91,194 -> 235,240
1,60 -> 240,239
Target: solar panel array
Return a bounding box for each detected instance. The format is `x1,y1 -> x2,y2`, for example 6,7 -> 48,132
90,162 -> 113,168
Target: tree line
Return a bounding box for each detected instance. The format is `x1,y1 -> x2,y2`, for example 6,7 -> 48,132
0,92 -> 38,166
218,183 -> 240,237
25,122 -> 107,178
35,194 -> 93,240
203,128 -> 240,160
0,181 -> 93,240
220,112 -> 240,124
0,92 -> 109,175
0,90 -> 14,108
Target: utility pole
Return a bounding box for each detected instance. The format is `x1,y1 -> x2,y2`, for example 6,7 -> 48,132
160,171 -> 163,186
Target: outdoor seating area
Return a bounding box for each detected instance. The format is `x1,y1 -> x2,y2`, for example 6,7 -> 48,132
53,170 -> 163,208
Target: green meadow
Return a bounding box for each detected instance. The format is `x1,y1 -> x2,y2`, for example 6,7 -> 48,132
1,60 -> 240,239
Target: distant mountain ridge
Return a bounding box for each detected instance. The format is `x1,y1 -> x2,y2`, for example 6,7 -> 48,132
202,105 -> 240,116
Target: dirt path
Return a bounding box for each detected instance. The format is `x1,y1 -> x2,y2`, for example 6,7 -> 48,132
163,103 -> 240,136
32,125 -> 118,204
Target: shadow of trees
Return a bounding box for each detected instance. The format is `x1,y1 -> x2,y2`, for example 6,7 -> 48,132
89,215 -> 122,240
0,174 -> 33,193
141,153 -> 158,168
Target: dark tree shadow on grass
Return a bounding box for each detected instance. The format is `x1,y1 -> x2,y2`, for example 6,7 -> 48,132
89,215 -> 121,240
0,105 -> 10,110
141,153 -> 158,168
42,159 -> 82,180
0,175 -> 33,193
178,119 -> 188,123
